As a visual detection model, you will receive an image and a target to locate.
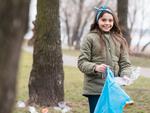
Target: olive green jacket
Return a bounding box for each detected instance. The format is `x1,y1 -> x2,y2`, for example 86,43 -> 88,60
77,30 -> 131,95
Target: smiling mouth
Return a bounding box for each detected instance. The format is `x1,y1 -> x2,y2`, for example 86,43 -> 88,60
103,26 -> 111,30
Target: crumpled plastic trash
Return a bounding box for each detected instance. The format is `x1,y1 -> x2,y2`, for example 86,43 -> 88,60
28,106 -> 38,113
16,100 -> 38,113
41,107 -> 48,113
16,101 -> 26,108
54,102 -> 71,113
61,106 -> 71,113
115,67 -> 141,86
130,66 -> 141,80
124,100 -> 134,108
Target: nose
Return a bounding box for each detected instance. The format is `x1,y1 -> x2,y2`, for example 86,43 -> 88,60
105,20 -> 110,25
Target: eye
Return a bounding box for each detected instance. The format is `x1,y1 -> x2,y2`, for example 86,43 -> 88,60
109,19 -> 113,22
101,19 -> 107,22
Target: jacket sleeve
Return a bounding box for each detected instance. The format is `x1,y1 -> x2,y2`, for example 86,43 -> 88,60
118,43 -> 132,77
77,35 -> 96,74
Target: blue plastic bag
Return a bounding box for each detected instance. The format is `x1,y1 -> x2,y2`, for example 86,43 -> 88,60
94,67 -> 133,113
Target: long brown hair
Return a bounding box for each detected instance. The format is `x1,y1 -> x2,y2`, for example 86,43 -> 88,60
90,6 -> 128,50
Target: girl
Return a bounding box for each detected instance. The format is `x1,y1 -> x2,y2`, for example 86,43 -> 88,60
77,6 -> 132,113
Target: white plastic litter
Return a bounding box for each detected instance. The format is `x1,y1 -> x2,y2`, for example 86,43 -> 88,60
54,102 -> 71,113
41,107 -> 49,113
54,106 -> 62,111
28,106 -> 38,113
130,67 -> 141,80
61,106 -> 71,113
115,67 -> 141,86
16,101 -> 26,108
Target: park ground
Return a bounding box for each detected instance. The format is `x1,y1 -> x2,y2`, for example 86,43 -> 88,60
13,45 -> 150,113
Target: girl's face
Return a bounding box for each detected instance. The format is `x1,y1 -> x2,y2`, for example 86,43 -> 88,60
98,13 -> 114,32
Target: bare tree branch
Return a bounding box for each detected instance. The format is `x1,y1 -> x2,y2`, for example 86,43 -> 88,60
141,41 -> 150,52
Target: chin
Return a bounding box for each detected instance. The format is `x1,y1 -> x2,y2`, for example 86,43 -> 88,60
103,30 -> 110,33
102,28 -> 111,32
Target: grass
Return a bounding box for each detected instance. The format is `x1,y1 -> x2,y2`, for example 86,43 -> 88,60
14,50 -> 88,113
13,49 -> 150,113
62,49 -> 80,57
130,56 -> 150,68
124,77 -> 150,113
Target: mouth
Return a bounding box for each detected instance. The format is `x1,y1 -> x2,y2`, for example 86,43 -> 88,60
102,25 -> 112,30
103,25 -> 111,28
103,27 -> 111,30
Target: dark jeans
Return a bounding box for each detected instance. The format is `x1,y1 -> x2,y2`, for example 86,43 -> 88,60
87,95 -> 100,113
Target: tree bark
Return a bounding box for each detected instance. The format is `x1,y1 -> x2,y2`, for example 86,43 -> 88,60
0,0 -> 30,113
28,0 -> 64,106
117,0 -> 131,46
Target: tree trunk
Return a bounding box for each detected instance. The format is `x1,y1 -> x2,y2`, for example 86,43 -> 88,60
117,0 -> 131,46
28,0 -> 64,107
0,0 -> 30,113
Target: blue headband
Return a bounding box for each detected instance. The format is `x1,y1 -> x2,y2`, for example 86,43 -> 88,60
95,6 -> 112,22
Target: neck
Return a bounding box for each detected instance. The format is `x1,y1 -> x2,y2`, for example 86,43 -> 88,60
103,31 -> 110,34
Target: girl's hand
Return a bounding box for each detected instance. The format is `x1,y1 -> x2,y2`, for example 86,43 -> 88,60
95,64 -> 108,73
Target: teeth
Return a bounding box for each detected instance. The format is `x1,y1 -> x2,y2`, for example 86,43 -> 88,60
103,26 -> 109,28
104,26 -> 111,29
104,27 -> 110,29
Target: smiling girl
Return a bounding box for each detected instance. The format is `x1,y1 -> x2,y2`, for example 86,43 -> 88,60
77,6 -> 132,113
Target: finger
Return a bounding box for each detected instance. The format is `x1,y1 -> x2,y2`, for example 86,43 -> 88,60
100,68 -> 106,73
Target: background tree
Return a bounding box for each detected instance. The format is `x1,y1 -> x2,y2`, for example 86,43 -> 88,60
117,0 -> 131,46
133,1 -> 150,53
28,0 -> 64,106
128,0 -> 138,35
128,0 -> 150,54
134,1 -> 146,53
142,42 -> 150,52
60,0 -> 103,49
0,0 -> 30,113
